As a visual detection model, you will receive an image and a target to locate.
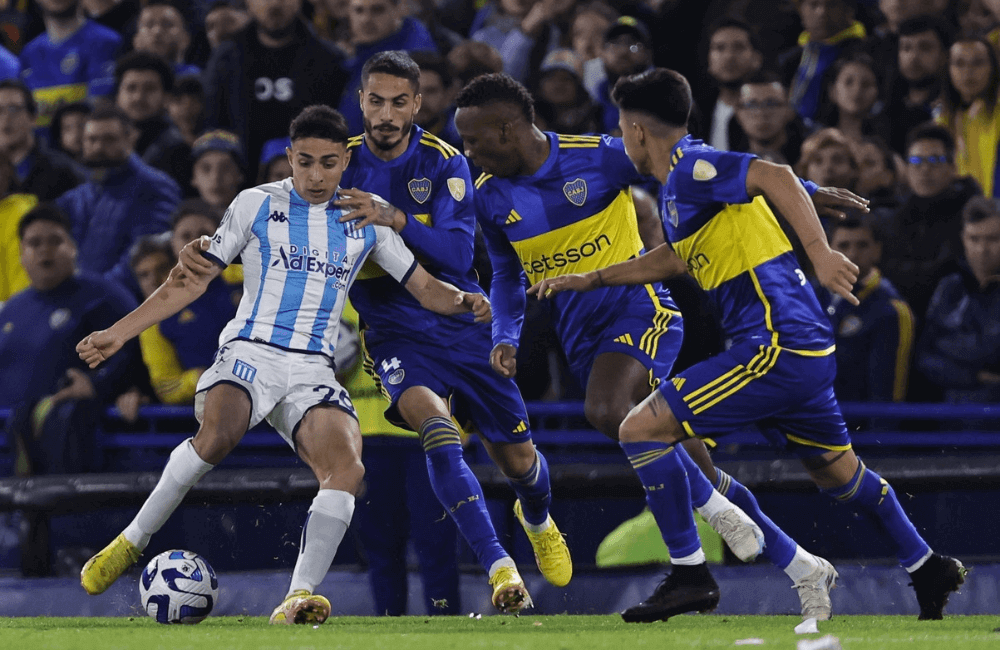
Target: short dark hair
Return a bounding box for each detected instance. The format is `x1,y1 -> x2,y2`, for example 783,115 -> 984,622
962,196 -> 1000,226
115,51 -> 175,95
171,74 -> 204,98
289,105 -> 349,144
828,213 -> 883,244
129,233 -> 174,270
897,14 -> 953,49
361,50 -> 421,92
706,17 -> 762,54
171,198 -> 222,229
410,50 -> 452,90
142,0 -> 188,18
0,79 -> 36,116
741,68 -> 787,91
904,122 -> 955,158
454,73 -> 535,124
18,203 -> 74,241
612,68 -> 692,128
87,104 -> 135,131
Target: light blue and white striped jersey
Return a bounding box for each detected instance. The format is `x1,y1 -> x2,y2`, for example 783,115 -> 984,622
205,179 -> 418,359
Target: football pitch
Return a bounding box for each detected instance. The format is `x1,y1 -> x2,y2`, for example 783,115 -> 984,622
2,615 -> 999,650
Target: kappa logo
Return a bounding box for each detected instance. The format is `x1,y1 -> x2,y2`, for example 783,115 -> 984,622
563,178 -> 587,206
408,178 -> 432,204
268,210 -> 287,223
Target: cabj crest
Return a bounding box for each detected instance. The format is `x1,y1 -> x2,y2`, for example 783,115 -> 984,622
563,178 -> 587,206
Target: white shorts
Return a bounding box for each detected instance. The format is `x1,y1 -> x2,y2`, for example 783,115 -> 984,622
194,340 -> 356,448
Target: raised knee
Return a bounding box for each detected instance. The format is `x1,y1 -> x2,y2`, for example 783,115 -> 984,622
584,399 -> 630,440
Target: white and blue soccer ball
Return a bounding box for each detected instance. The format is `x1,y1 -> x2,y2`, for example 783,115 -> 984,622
139,550 -> 219,624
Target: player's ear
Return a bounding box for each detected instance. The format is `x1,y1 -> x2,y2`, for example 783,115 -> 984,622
286,146 -> 293,169
413,92 -> 422,117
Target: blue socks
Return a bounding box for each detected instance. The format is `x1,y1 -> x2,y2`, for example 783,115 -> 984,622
677,444 -> 714,509
714,469 -> 797,569
621,440 -> 701,559
506,447 -> 552,526
822,460 -> 930,568
420,416 -> 508,572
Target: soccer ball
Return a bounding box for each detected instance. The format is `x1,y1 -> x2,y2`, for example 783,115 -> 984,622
139,550 -> 219,624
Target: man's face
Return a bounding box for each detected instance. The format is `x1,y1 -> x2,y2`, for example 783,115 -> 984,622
134,250 -> 173,299
192,151 -> 244,208
117,69 -> 166,123
455,104 -> 522,178
361,72 -> 420,152
288,137 -> 350,204
963,214 -> 1000,282
831,225 -> 880,280
949,40 -> 993,104
415,69 -> 449,126
707,27 -> 760,87
134,5 -> 190,62
57,110 -> 86,159
247,0 -> 301,36
798,0 -> 853,42
735,82 -> 793,142
82,118 -> 133,168
905,138 -> 955,198
805,143 -> 856,189
205,6 -> 251,49
617,110 -> 652,176
0,88 -> 34,152
171,213 -> 217,257
601,32 -> 651,78
830,61 -> 879,117
538,69 -> 578,107
349,0 -> 400,46
898,30 -> 945,85
20,220 -> 76,291
571,11 -> 611,62
167,92 -> 203,134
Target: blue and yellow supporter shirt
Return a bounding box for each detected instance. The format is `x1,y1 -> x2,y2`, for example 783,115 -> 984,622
19,20 -> 121,130
661,136 -> 834,353
475,133 -> 673,353
340,125 -> 484,345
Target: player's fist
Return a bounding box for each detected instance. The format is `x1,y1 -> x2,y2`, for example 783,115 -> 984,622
457,292 -> 491,323
528,272 -> 598,300
77,329 -> 125,368
178,236 -> 215,278
490,343 -> 517,378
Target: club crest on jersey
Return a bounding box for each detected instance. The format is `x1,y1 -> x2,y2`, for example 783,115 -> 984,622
693,159 -> 718,181
49,308 -> 70,330
61,52 -> 79,75
408,178 -> 432,204
839,315 -> 863,337
343,220 -> 366,239
563,178 -> 587,206
447,177 -> 466,201
667,200 -> 679,227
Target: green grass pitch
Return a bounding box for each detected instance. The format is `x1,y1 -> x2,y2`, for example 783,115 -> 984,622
2,615 -> 999,650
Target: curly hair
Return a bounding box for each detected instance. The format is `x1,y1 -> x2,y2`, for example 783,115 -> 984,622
455,73 -> 535,124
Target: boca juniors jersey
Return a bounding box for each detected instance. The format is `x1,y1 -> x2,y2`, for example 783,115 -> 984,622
205,178 -> 418,360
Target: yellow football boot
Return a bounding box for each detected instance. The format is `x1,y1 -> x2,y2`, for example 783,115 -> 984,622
269,590 -> 332,625
80,533 -> 141,595
513,500 -> 572,587
489,565 -> 532,613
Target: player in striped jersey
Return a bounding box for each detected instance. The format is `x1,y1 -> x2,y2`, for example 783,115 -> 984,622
455,73 -> 847,621
334,51 -> 568,613
533,67 -> 965,622
75,105 -> 490,625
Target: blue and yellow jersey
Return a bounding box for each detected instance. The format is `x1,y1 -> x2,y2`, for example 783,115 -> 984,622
661,136 -> 834,353
19,20 -> 121,129
158,278 -> 236,370
475,133 -> 672,353
341,125 -> 484,346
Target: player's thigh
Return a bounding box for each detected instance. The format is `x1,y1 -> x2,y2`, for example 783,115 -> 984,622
584,351 -> 656,439
364,338 -> 450,429
192,384 -> 253,462
619,390 -> 686,444
397,385 -> 452,430
294,403 -> 364,490
479,438 -> 537,477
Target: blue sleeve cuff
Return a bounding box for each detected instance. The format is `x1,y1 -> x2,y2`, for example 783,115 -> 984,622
799,178 -> 819,196
203,251 -> 228,269
399,259 -> 418,286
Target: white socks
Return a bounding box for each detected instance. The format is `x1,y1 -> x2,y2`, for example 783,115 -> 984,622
124,439 -> 213,550
672,549 -> 707,566
287,489 -> 355,596
694,490 -> 730,521
488,556 -> 516,578
905,549 -> 934,573
784,546 -> 822,582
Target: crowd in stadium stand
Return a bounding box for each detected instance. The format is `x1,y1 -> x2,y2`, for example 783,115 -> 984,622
0,0 -> 999,459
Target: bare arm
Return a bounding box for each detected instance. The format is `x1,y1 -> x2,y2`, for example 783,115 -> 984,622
527,243 -> 688,299
746,159 -> 860,305
403,264 -> 491,323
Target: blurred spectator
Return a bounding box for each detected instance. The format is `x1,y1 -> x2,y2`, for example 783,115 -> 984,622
133,0 -> 201,78
815,216 -> 914,402
692,17 -> 762,151
204,0 -> 251,51
114,52 -> 192,188
591,15 -> 653,135
337,0 -> 438,134
817,52 -> 890,147
409,50 -> 460,149
49,101 -> 91,161
938,36 -> 1000,197
795,127 -> 860,192
867,0 -> 949,86
532,48 -> 602,135
881,122 -> 980,320
0,154 -> 39,302
571,1 -> 616,97
256,136 -> 292,184
446,40 -> 503,89
0,44 -> 18,81
469,0 -> 570,86
19,0 -> 121,132
203,0 -> 348,178
169,194 -> 243,289
780,0 -> 866,122
308,0 -> 351,48
56,106 -> 180,293
82,0 -> 140,33
916,196 -> 1000,404
411,0 -> 463,56
0,79 -> 84,200
885,15 -> 951,154
166,74 -> 204,146
190,129 -> 244,210
0,204 -> 137,475
854,136 -> 901,214
730,71 -> 807,167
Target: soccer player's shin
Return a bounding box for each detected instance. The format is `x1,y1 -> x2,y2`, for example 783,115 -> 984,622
714,469 -> 797,568
508,447 -> 572,587
288,489 -> 354,595
506,448 -> 552,526
420,417 -> 508,571
676,445 -> 713,509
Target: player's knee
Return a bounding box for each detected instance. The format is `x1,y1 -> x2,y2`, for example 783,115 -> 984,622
584,398 -> 630,440
191,418 -> 244,464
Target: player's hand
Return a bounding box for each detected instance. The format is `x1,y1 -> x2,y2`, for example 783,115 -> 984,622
810,244 -> 860,306
457,292 -> 491,323
335,189 -> 407,231
528,273 -> 598,300
50,368 -> 96,404
490,343 -> 517,378
178,236 -> 215,278
77,329 -> 125,368
812,187 -> 870,220
115,387 -> 147,423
